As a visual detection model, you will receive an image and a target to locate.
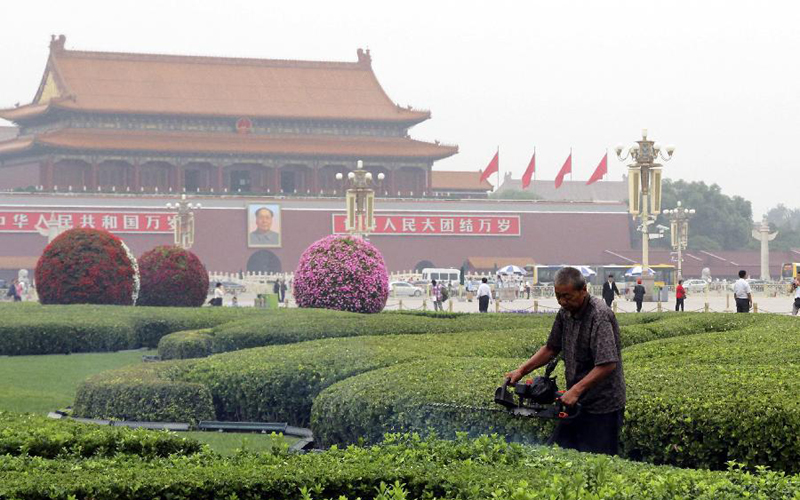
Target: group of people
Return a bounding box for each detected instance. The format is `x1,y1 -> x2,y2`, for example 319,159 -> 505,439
4,279 -> 25,302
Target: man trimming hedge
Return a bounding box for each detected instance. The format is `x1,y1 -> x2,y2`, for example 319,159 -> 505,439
507,266 -> 626,455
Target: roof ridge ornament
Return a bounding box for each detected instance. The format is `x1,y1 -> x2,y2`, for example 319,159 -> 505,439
356,48 -> 371,67
50,34 -> 67,52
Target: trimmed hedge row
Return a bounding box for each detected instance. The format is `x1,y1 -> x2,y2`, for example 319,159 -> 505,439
311,319 -> 800,473
0,411 -> 202,459
73,361 -> 215,423
1,434 -> 799,500
0,303 -> 263,355
79,329 -> 548,424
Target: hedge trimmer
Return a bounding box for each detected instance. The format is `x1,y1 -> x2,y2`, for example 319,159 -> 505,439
430,357 -> 581,420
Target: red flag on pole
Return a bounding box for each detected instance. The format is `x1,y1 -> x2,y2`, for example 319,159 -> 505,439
586,152 -> 608,185
480,151 -> 499,183
554,151 -> 572,189
521,151 -> 536,189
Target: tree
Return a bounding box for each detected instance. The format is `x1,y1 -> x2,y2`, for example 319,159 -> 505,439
652,179 -> 754,251
765,204 -> 800,251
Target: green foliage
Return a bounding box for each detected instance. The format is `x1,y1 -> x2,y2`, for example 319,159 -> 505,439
655,179 -> 754,251
766,203 -> 800,251
73,361 -> 215,423
0,411 -> 202,459
158,329 -> 214,359
1,434 -> 799,500
0,303 -> 263,355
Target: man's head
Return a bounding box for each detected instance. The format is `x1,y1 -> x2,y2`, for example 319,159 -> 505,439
608,274 -> 614,282
431,279 -> 437,286
739,270 -> 747,279
554,267 -> 588,312
637,279 -> 642,284
482,277 -> 487,284
679,279 -> 683,285
254,207 -> 274,233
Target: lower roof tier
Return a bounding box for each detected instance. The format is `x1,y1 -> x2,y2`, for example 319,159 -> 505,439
0,128 -> 458,160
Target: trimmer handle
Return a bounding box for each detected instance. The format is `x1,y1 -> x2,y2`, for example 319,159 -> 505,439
554,394 -> 582,420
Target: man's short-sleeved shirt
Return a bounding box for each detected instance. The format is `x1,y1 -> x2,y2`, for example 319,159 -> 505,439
546,295 -> 626,414
477,283 -> 492,297
733,279 -> 751,299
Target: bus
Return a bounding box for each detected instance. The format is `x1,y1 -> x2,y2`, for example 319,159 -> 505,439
421,268 -> 461,285
533,264 -> 676,288
781,262 -> 800,281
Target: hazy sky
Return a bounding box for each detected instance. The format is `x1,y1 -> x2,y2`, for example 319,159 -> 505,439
1,1 -> 797,217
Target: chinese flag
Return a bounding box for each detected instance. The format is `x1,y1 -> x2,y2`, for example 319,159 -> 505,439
521,151 -> 536,189
586,152 -> 608,185
554,152 -> 572,189
480,151 -> 499,183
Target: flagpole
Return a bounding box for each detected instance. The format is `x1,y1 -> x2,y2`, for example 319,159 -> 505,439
604,148 -> 607,181
532,147 -> 536,193
496,145 -> 500,193
570,147 -> 573,181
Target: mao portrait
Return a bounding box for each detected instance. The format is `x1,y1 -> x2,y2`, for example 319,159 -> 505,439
247,204 -> 281,248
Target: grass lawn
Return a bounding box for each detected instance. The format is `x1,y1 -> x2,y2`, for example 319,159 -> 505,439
0,349 -> 299,455
0,349 -> 153,414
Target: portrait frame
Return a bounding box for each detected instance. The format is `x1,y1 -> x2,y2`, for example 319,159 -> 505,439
247,204 -> 282,248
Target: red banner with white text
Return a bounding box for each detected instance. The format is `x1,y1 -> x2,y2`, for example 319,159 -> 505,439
332,214 -> 520,236
0,210 -> 176,234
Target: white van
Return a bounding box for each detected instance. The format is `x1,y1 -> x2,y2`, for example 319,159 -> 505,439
421,268 -> 461,284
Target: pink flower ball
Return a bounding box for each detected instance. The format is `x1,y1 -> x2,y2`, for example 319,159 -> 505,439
294,235 -> 389,313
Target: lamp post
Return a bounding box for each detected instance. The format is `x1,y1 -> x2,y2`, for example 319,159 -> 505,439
335,160 -> 384,239
663,201 -> 695,281
165,194 -> 202,249
615,129 -> 675,299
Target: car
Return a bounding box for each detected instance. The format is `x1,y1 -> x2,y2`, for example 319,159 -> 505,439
681,279 -> 708,293
390,281 -> 423,297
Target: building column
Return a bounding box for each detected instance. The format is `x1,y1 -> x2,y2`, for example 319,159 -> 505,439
425,164 -> 432,196
386,167 -> 396,197
273,167 -> 281,193
175,163 -> 184,192
310,166 -> 319,195
40,157 -> 54,190
132,160 -> 141,191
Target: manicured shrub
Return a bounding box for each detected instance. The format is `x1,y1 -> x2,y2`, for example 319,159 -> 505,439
293,235 -> 389,313
35,228 -> 139,305
1,434 -> 799,500
0,412 -> 202,459
73,361 -> 215,423
136,246 -> 209,307
158,329 -> 214,359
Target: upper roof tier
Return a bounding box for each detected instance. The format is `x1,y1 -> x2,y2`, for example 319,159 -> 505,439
0,35 -> 431,124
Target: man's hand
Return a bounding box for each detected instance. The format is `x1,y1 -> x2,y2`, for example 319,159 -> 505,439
505,368 -> 525,384
559,387 -> 581,407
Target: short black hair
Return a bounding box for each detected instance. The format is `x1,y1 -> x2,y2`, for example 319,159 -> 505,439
555,267 -> 587,290
215,282 -> 222,287
739,270 -> 747,279
482,277 -> 487,283
679,279 -> 683,284
431,279 -> 437,285
608,274 -> 614,278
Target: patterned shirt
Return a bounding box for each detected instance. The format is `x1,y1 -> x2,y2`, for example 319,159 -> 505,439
546,295 -> 626,414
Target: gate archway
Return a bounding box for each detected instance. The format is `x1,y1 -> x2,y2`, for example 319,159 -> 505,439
247,250 -> 282,274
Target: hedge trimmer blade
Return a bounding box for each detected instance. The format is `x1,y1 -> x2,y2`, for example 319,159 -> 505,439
427,402 -> 506,414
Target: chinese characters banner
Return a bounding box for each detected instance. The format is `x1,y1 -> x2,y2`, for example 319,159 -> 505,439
332,214 -> 520,236
0,211 -> 175,234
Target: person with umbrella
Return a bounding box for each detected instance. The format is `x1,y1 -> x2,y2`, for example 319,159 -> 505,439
602,274 -> 620,307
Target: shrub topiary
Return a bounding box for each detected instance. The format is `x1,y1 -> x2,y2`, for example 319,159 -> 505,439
136,246 -> 209,307
293,235 -> 389,313
35,228 -> 138,305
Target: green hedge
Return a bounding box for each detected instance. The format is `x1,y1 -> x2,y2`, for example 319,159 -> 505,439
311,318 -> 800,473
73,361 -> 215,423
0,411 -> 202,459
157,329 -> 214,360
1,434 -> 798,500
0,303 -> 263,355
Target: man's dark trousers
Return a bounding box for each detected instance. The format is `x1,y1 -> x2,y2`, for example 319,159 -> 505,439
478,295 -> 489,313
549,409 -> 624,456
635,299 -> 643,312
735,298 -> 750,313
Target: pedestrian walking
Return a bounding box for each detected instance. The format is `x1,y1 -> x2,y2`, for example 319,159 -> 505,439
792,276 -> 800,316
675,280 -> 686,312
733,270 -> 752,313
431,279 -> 443,312
210,282 -> 224,306
280,279 -> 288,303
602,274 -> 620,307
632,279 -> 645,312
525,282 -> 531,299
477,277 -> 491,313
6,279 -> 20,302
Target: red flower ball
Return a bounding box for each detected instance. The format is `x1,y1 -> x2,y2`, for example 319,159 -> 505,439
136,246 -> 209,307
35,228 -> 137,305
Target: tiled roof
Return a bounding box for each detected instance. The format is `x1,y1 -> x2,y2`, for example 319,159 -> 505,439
0,37 -> 430,124
0,128 -> 458,160
431,171 -> 493,191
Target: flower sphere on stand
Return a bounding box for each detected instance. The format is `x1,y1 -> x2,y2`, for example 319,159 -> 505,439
136,246 -> 210,307
294,235 -> 389,313
35,228 -> 139,305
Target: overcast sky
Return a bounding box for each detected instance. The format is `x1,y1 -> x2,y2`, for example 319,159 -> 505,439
1,0 -> 797,218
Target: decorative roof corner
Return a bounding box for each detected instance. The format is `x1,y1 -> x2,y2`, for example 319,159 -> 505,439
356,48 -> 372,67
49,34 -> 67,53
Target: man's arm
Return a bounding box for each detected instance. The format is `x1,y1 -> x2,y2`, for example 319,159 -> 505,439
559,363 -> 616,406
506,344 -> 559,384
613,283 -> 620,296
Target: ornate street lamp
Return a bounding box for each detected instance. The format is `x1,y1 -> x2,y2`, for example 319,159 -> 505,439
165,194 -> 202,249
663,201 -> 695,281
335,160 -> 384,239
615,129 -> 675,298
